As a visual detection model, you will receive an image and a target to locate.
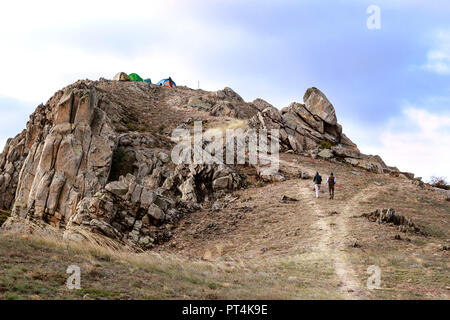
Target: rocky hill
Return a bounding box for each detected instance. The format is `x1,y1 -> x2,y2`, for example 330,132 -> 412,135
0,78 -> 430,250
0,78 -> 448,300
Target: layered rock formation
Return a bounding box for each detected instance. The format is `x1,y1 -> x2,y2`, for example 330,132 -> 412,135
248,87 -> 398,174
186,87 -> 260,119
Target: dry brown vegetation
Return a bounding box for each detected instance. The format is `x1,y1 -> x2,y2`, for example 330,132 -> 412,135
0,209 -> 11,227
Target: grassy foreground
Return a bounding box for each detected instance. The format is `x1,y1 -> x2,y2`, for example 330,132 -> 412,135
0,234 -> 341,300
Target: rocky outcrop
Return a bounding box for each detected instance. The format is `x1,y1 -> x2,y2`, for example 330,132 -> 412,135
256,166 -> 285,182
186,87 -> 260,119
303,87 -> 337,125
362,208 -> 426,235
180,84 -> 395,175
0,135 -> 27,211
251,87 -> 352,151
64,173 -> 180,248
62,157 -> 242,249
11,86 -> 116,228
0,102 -> 54,210
249,87 -> 395,174
252,98 -> 278,112
62,158 -> 242,249
0,80 -> 243,250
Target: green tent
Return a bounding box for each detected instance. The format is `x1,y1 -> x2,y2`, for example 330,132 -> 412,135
129,73 -> 143,82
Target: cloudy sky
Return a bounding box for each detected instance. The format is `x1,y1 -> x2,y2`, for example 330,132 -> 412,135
0,0 -> 449,181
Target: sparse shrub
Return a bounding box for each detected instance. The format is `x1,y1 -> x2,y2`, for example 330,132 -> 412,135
0,209 -> 11,226
122,115 -> 141,132
207,282 -> 219,290
319,140 -> 332,149
430,176 -> 450,190
125,121 -> 138,131
158,125 -> 166,134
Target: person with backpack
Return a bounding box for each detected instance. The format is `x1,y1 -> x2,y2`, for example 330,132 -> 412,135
326,172 -> 336,199
313,172 -> 322,198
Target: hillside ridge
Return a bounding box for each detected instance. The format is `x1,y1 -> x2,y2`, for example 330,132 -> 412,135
0,78 -> 432,249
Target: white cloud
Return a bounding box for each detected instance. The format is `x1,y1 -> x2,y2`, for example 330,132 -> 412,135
0,138 -> 5,154
355,106 -> 450,182
422,29 -> 450,75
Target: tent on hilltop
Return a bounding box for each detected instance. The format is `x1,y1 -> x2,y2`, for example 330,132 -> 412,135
156,77 -> 176,87
129,73 -> 143,82
113,72 -> 130,81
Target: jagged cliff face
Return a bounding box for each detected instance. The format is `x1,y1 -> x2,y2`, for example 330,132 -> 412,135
0,79 -> 398,249
14,87 -> 116,225
0,102 -> 54,211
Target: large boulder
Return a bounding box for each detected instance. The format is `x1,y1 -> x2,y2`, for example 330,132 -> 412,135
256,166 -> 285,182
332,145 -> 361,159
216,87 -> 244,102
187,96 -> 213,111
318,148 -> 333,159
286,102 -> 324,133
344,155 -> 386,173
303,87 -> 337,125
252,98 -> 276,112
105,179 -> 129,196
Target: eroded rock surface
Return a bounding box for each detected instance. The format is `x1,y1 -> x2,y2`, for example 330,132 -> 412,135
248,87 -> 397,174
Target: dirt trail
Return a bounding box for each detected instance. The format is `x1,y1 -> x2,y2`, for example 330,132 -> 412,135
294,180 -> 371,299
277,158 -> 373,298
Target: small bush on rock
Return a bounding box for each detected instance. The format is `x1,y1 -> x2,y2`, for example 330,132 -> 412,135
430,176 -> 450,190
319,140 -> 332,149
0,209 -> 11,226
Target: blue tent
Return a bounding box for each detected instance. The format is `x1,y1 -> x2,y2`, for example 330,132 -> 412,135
156,77 -> 176,87
144,78 -> 152,83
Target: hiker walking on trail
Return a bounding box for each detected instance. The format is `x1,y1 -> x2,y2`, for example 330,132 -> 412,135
313,172 -> 322,198
326,172 -> 336,199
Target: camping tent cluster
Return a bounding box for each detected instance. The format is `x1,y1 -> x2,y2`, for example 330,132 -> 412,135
113,72 -> 176,87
